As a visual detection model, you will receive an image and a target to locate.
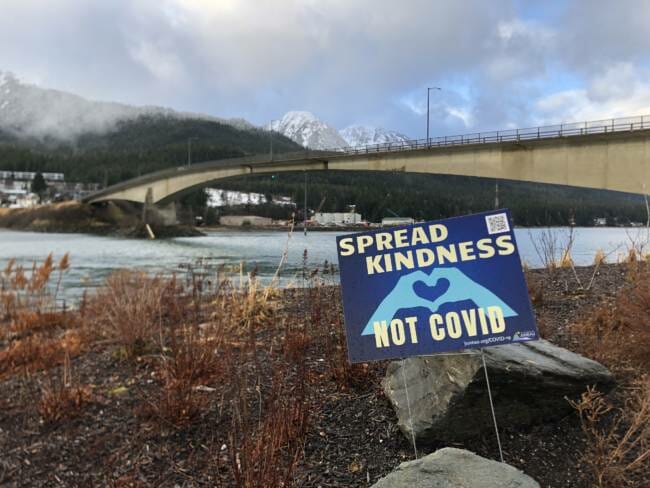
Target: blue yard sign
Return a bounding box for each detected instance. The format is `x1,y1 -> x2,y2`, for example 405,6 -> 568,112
336,210 -> 538,363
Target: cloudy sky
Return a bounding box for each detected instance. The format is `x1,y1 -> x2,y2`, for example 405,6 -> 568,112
2,0 -> 650,138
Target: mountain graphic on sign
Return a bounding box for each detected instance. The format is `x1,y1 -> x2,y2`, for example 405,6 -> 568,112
361,267 -> 518,336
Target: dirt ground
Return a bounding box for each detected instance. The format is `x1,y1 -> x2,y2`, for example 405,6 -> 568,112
0,264 -> 642,487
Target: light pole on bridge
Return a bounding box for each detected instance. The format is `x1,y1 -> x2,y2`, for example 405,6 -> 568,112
427,86 -> 441,143
268,120 -> 278,161
187,137 -> 198,167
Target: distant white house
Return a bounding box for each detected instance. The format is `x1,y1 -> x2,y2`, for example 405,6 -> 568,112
593,217 -> 607,226
313,212 -> 363,226
381,217 -> 415,227
3,191 -> 39,208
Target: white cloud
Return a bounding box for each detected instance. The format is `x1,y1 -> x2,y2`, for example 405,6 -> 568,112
128,40 -> 186,83
536,64 -> 650,123
1,0 -> 650,137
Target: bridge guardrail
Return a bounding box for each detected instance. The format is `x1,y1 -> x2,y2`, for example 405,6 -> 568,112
325,114 -> 650,156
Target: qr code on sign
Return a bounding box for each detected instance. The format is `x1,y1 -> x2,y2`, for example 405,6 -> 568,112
485,212 -> 510,234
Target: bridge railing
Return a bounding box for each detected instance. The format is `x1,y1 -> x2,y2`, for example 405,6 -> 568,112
326,114 -> 650,156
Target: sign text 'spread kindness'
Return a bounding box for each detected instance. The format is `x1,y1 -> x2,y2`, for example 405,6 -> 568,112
336,210 -> 538,363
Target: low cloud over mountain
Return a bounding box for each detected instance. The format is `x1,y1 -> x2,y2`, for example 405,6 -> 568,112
0,71 -> 253,142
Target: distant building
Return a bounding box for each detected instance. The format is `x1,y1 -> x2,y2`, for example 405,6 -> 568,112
0,189 -> 39,208
219,215 -> 273,227
381,217 -> 415,227
0,170 -> 100,207
313,212 -> 363,226
0,170 -> 65,183
593,217 -> 607,227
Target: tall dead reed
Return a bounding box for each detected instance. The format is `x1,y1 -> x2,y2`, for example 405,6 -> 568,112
0,254 -> 84,377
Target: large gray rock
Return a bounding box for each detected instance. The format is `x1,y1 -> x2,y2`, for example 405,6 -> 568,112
382,339 -> 614,443
372,448 -> 539,488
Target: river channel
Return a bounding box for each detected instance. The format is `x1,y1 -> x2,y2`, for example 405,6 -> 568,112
0,227 -> 645,302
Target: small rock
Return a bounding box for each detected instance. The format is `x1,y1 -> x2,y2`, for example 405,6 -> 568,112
371,447 -> 539,487
108,386 -> 129,396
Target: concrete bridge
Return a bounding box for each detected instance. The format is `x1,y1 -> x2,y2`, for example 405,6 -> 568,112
84,115 -> 650,208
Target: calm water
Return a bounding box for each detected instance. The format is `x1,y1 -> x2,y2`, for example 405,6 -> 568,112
0,227 -> 646,301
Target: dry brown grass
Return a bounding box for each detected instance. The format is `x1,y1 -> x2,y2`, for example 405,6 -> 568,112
0,329 -> 83,377
143,322 -> 229,426
572,264 -> 650,372
1,252 -> 339,485
570,263 -> 650,486
569,379 -> 649,487
0,254 -> 88,377
304,270 -> 374,390
38,356 -> 92,424
87,270 -> 172,357
229,370 -> 309,488
139,271 -> 280,428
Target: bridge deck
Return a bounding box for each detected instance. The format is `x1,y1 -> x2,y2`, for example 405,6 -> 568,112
84,114 -> 650,204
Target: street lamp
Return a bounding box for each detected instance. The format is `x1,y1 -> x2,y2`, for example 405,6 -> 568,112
268,120 -> 278,160
427,87 -> 441,142
187,137 -> 198,166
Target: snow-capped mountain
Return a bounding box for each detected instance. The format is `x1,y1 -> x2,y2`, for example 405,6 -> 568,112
340,125 -> 410,147
268,111 -> 411,150
0,71 -> 253,142
267,111 -> 347,150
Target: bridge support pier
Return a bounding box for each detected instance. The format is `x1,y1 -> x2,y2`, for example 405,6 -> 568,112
142,188 -> 178,225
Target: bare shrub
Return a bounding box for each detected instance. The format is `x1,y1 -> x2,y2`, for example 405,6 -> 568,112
229,364 -> 310,488
143,322 -> 228,426
305,266 -> 373,390
215,258 -> 312,487
572,265 -> 650,372
88,270 -> 170,357
571,262 -> 650,486
38,356 -> 92,424
569,379 -> 649,487
141,268 -> 277,427
529,227 -> 573,273
527,274 -> 544,306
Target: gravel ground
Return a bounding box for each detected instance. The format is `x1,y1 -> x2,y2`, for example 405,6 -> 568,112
0,264 -> 638,487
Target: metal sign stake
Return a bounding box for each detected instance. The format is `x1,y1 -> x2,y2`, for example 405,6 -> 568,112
480,349 -> 504,463
400,358 -> 419,460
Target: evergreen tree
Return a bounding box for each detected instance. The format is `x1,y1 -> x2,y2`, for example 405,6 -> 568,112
31,172 -> 48,196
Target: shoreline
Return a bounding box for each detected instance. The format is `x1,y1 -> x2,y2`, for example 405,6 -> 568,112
2,203 -> 647,238
0,203 -> 205,238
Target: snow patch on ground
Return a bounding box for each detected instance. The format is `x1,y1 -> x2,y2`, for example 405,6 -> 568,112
205,188 -> 294,208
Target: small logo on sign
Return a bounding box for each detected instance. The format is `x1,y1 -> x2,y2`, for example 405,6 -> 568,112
512,330 -> 536,342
